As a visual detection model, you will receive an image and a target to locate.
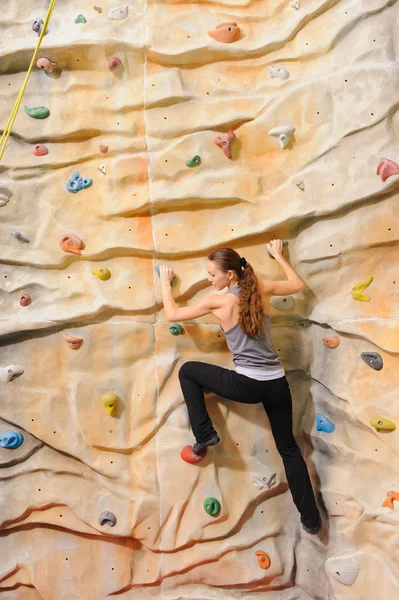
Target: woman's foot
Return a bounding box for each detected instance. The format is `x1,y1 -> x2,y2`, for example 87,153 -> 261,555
301,516 -> 321,534
192,434 -> 220,455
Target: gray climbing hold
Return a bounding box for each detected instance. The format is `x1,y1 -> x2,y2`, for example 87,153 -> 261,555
0,188 -> 11,207
32,18 -> 44,36
266,240 -> 289,259
361,352 -> 383,371
10,230 -> 29,243
269,65 -> 290,80
108,5 -> 128,19
325,557 -> 360,586
270,296 -> 294,310
296,181 -> 305,191
99,511 -> 116,526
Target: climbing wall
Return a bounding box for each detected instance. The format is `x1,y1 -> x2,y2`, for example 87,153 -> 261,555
0,0 -> 398,598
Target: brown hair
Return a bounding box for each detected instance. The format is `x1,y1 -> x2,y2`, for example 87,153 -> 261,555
207,248 -> 264,339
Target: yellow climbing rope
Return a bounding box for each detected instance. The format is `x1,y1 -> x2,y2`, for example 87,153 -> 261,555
0,0 -> 57,161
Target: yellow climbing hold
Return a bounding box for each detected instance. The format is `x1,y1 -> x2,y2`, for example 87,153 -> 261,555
370,417 -> 396,431
351,275 -> 373,302
102,392 -> 119,417
92,267 -> 111,280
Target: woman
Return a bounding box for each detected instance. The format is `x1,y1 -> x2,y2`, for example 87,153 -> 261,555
159,240 -> 320,534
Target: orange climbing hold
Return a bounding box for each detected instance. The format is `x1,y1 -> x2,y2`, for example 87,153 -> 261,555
382,491 -> 399,509
208,22 -> 240,44
322,336 -> 340,349
180,445 -> 207,464
214,130 -> 236,159
255,550 -> 271,570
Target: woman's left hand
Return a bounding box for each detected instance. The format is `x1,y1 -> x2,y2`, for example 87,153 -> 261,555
158,265 -> 175,284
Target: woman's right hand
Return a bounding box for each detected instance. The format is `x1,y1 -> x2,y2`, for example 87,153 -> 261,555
266,239 -> 283,258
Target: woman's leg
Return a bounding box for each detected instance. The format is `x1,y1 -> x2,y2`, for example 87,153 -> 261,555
262,376 -> 320,527
178,360 -> 259,445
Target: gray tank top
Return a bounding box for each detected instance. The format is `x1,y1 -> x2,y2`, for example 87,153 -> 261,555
220,284 -> 283,374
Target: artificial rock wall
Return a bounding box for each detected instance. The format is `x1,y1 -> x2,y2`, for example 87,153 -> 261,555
0,0 -> 398,599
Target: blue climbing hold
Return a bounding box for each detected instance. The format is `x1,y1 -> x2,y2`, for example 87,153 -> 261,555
155,265 -> 175,285
0,431 -> 24,449
66,172 -> 93,194
316,413 -> 335,433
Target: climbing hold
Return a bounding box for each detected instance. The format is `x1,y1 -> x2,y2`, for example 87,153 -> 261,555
59,234 -> 84,255
36,57 -> 57,73
63,332 -> 84,350
325,558 -> 359,586
370,417 -> 396,431
296,180 -> 305,191
180,444 -> 207,464
0,189 -> 11,207
98,511 -> 116,526
270,296 -> 294,310
99,164 -> 106,174
19,294 -> 32,307
92,267 -> 111,280
361,351 -> 383,371
24,105 -> 50,119
102,392 -> 119,416
376,158 -> 399,182
32,18 -> 44,36
269,65 -> 290,80
214,130 -> 236,159
10,230 -> 29,243
155,265 -> 175,285
33,144 -> 49,156
203,497 -> 221,516
185,155 -> 201,167
108,57 -> 122,71
382,490 -> 399,509
255,550 -> 271,570
99,144 -> 108,153
0,365 -> 24,383
75,14 -> 87,23
250,471 -> 277,491
292,0 -> 300,8
322,336 -> 340,349
169,323 -> 183,336
94,5 -> 102,12
208,21 -> 240,44
0,432 -> 24,449
269,125 -> 295,149
66,172 -> 93,194
266,239 -> 289,259
108,5 -> 128,20
316,413 -> 335,433
351,275 -> 373,302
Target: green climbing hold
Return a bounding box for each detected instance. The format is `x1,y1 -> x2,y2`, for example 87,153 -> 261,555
185,155 -> 201,167
24,105 -> 50,119
75,14 -> 87,23
204,497 -> 221,516
169,323 -> 183,336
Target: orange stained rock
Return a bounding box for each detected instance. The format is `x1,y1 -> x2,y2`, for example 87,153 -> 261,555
180,445 -> 207,464
255,550 -> 271,570
382,491 -> 399,509
322,335 -> 340,349
208,22 -> 240,44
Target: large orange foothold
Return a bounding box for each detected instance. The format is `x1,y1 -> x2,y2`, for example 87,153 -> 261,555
180,445 -> 207,464
322,335 -> 340,349
255,550 -> 271,570
63,333 -> 84,350
208,22 -> 240,44
377,158 -> 399,182
59,234 -> 84,255
214,130 -> 236,159
108,57 -> 122,71
382,491 -> 399,509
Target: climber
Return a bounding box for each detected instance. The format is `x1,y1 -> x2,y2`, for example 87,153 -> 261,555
158,240 -> 321,535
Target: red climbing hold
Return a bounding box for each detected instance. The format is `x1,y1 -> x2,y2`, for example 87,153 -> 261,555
180,445 -> 207,464
377,158 -> 399,182
214,130 -> 236,159
33,144 -> 48,156
108,57 -> 122,72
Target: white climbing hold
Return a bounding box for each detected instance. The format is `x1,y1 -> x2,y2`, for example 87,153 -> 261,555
99,164 -> 106,174
0,189 -> 11,207
269,125 -> 295,149
292,0 -> 300,9
325,557 -> 360,586
270,296 -> 294,310
250,471 -> 277,491
0,365 -> 24,383
108,5 -> 128,20
269,65 -> 290,80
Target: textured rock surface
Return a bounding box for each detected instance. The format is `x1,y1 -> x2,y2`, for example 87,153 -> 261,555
0,0 -> 398,598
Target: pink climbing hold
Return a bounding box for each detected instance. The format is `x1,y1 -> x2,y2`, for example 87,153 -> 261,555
180,445 -> 207,464
36,57 -> 57,73
377,158 -> 399,182
99,144 -> 108,153
33,144 -> 48,156
214,130 -> 236,159
108,57 -> 122,72
208,21 -> 240,44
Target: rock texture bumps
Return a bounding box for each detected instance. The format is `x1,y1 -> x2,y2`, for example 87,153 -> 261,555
0,1 -> 398,599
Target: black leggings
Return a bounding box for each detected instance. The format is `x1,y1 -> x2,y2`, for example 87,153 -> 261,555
178,360 -> 319,525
